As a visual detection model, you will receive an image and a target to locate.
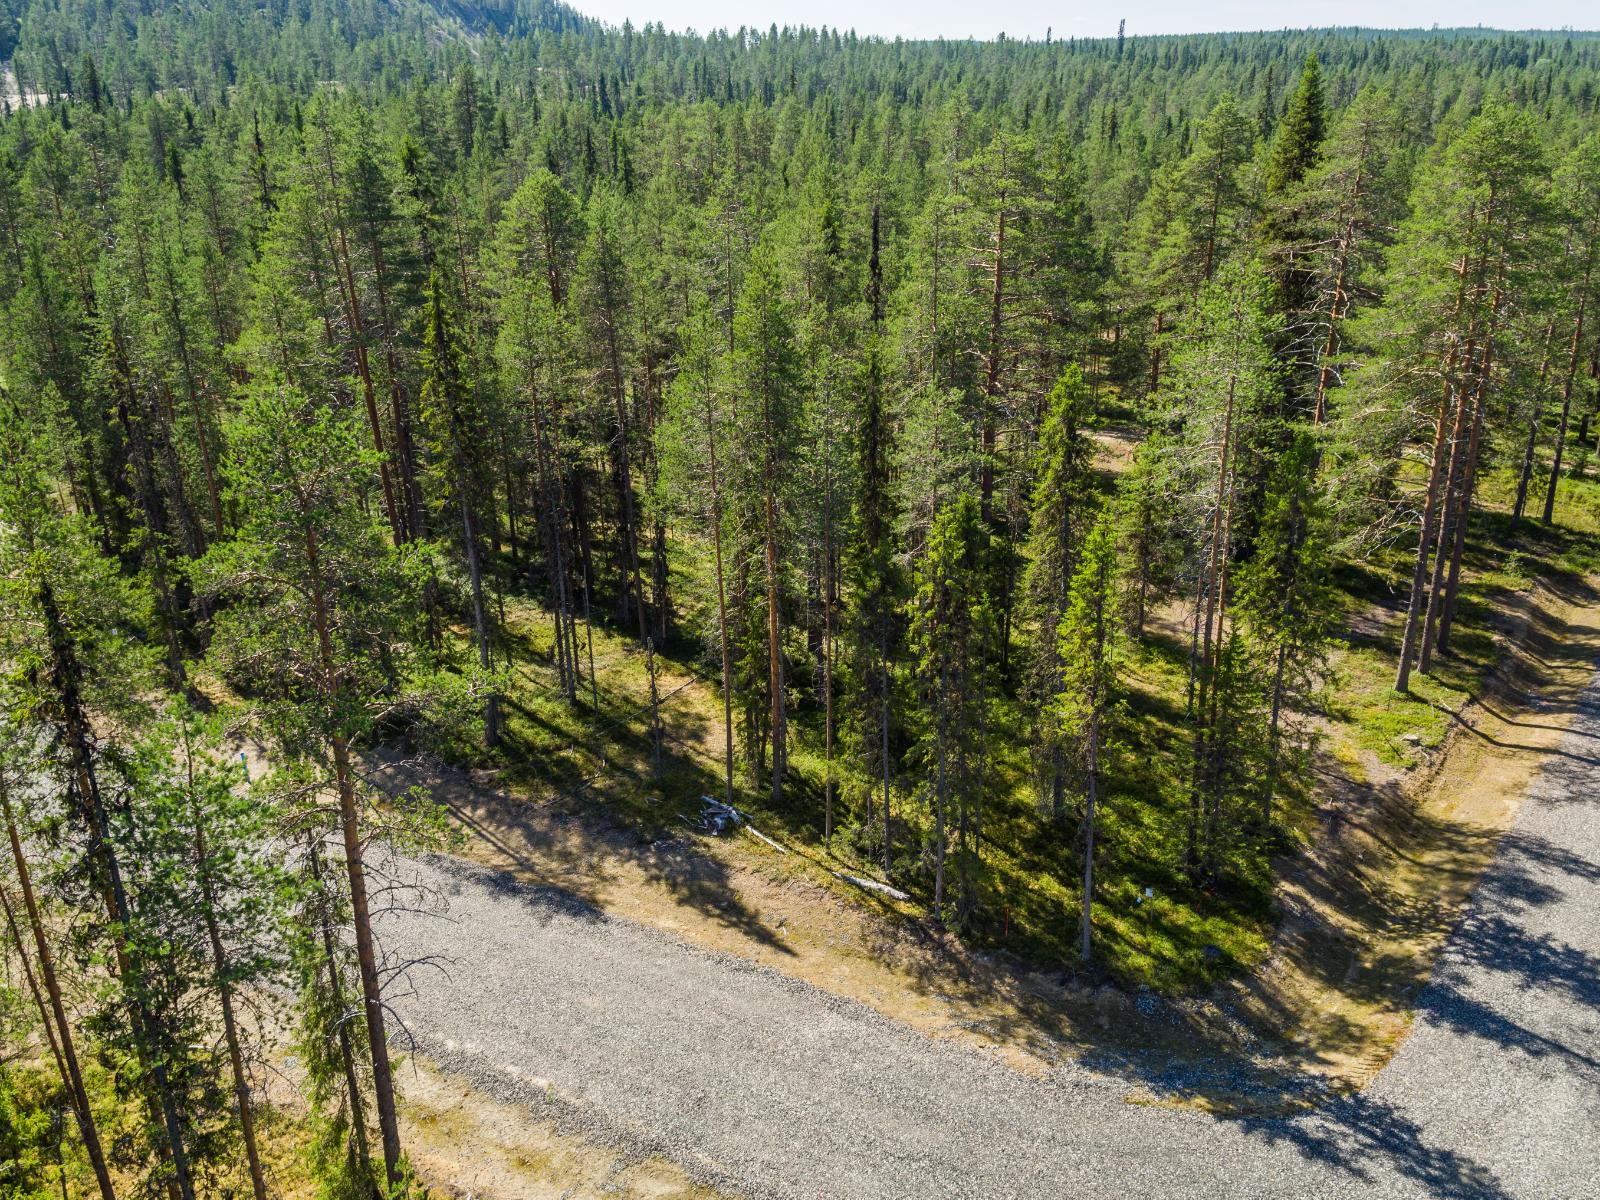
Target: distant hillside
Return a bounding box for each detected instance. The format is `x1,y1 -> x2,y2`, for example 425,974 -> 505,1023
4,0 -> 1600,118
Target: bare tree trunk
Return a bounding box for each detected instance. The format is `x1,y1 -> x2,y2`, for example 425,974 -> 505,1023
1080,705 -> 1100,963
1514,318 -> 1558,520
302,525 -> 404,1192
703,390 -> 736,807
1312,220 -> 1354,425
763,481 -> 786,806
646,637 -> 663,774
317,166 -> 402,546
575,477 -> 600,710
0,879 -> 66,1081
304,839 -> 375,1181
1395,318 -> 1465,694
933,667 -> 949,926
1438,338 -> 1496,655
822,415 -> 837,847
880,610 -> 892,873
1544,291 -> 1591,525
1420,338 -> 1478,675
329,735 -> 402,1192
605,334 -> 648,643
38,580 -> 196,1200
2,783 -> 117,1200
367,240 -> 424,540
460,491 -> 500,747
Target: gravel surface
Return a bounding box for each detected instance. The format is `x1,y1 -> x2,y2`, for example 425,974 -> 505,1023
376,672 -> 1600,1199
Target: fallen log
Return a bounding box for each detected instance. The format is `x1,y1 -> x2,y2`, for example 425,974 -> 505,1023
835,872 -> 909,902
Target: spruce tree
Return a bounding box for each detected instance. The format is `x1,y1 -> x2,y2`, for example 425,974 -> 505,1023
419,269 -> 501,748
1053,512 -> 1121,962
909,492 -> 995,925
1021,366 -> 1097,818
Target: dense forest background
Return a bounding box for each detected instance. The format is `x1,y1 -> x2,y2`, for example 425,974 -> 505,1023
5,2 -> 1600,1195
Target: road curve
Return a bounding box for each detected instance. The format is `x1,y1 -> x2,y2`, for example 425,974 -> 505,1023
376,669 -> 1600,1199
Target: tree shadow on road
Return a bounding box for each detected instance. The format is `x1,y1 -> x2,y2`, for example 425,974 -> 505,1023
1241,1092 -> 1511,1199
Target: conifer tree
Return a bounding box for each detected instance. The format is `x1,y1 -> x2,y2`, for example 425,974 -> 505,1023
0,391 -> 200,1200
657,301 -> 738,804
1539,134 -> 1600,526
198,381 -> 440,1194
729,245 -> 803,805
1260,53 -> 1328,416
1053,512 -> 1120,961
1022,366 -> 1097,818
1159,263 -> 1280,877
845,203 -> 904,867
1234,433 -> 1335,825
909,492 -> 995,925
420,269 -> 501,748
1372,103 -> 1549,690
575,190 -> 648,641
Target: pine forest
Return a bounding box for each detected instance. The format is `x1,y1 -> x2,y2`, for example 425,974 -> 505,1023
2,2 -> 1600,1195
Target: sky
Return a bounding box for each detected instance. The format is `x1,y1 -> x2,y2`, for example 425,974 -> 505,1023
569,0 -> 1597,41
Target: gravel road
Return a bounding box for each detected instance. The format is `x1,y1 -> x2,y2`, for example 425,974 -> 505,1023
376,671 -> 1600,1199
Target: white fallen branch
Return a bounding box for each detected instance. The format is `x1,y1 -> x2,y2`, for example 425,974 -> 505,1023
835,872 -> 909,902
742,824 -> 789,855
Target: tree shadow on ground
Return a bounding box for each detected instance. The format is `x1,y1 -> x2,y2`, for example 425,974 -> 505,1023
366,745 -> 795,956
1240,1092 -> 1512,1199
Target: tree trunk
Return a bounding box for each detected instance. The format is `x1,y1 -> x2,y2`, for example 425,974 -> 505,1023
329,735 -> 402,1191
822,424 -> 837,847
1543,291 -> 1590,525
574,478 -> 600,709
763,479 -> 786,806
1513,317 -> 1558,520
1438,340 -> 1495,655
183,740 -> 268,1200
1080,704 -> 1100,963
645,637 -> 663,775
1394,341 -> 1464,693
980,202 -> 1006,522
325,224 -> 402,546
2,783 -> 117,1200
1420,340 -> 1478,675
301,523 -> 404,1192
0,878 -> 67,1084
605,334 -> 648,643
704,392 -> 736,807
460,490 -> 500,747
305,839 -> 375,1183
38,580 -> 196,1200
880,608 -> 893,873
933,667 -> 950,926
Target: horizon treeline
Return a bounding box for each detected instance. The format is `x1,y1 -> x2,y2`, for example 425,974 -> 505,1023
3,5 -> 1600,1196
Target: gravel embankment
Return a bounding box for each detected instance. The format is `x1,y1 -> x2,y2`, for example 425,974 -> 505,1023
376,670 -> 1600,1199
